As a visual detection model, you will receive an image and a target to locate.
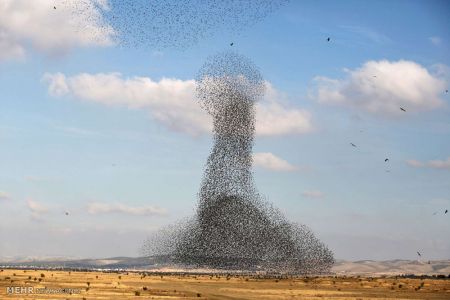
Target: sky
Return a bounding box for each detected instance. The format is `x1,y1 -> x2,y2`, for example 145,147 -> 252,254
0,0 -> 449,261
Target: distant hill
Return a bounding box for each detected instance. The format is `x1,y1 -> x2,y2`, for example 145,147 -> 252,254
1,257 -> 449,275
333,259 -> 450,275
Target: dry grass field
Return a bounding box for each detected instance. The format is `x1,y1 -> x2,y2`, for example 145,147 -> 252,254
0,269 -> 449,299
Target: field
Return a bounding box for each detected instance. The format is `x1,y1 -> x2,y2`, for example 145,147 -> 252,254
1,269 -> 449,299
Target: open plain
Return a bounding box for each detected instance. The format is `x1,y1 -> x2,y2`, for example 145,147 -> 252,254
1,269 -> 449,299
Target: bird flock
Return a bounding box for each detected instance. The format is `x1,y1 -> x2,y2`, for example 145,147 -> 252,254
56,0 -> 448,271
143,52 -> 334,274
64,0 -> 290,49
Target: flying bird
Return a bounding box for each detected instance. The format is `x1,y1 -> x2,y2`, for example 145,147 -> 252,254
400,107 -> 406,112
350,143 -> 357,147
385,158 -> 389,162
54,6 -> 56,9
327,37 -> 330,42
446,89 -> 448,93
445,209 -> 448,214
65,211 -> 69,216
417,251 -> 421,257
230,42 -> 234,46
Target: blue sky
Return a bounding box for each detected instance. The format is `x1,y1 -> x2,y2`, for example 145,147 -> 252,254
0,0 -> 449,261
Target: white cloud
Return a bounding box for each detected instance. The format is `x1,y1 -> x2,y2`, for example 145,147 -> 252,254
0,191 -> 11,201
406,157 -> 450,170
429,36 -> 442,46
87,202 -> 167,216
26,199 -> 48,221
0,30 -> 25,61
0,0 -> 115,61
301,190 -> 324,199
257,84 -> 314,136
42,72 -> 314,136
312,60 -> 447,117
252,152 -> 297,172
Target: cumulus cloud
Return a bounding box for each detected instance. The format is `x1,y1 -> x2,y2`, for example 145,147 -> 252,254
301,190 -> 324,199
0,191 -> 11,201
406,157 -> 450,170
312,60 -> 447,117
42,72 -> 314,136
0,0 -> 115,61
252,152 -> 297,172
87,202 -> 167,216
26,199 -> 48,221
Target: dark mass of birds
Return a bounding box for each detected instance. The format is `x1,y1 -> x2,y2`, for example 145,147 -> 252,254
59,0 -> 448,271
143,52 -> 334,274
89,0 -> 290,49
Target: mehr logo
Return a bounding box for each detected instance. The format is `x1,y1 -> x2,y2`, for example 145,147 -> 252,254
6,286 -> 34,294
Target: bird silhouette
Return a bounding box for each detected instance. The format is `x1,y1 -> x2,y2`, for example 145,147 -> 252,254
350,143 -> 357,147
385,158 -> 389,162
54,6 -> 56,9
230,42 -> 233,46
327,37 -> 330,42
417,251 -> 421,257
400,107 -> 406,112
65,211 -> 69,216
445,209 -> 448,214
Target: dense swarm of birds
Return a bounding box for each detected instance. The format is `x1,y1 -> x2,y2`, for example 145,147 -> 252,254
143,52 -> 334,274
93,0 -> 290,48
